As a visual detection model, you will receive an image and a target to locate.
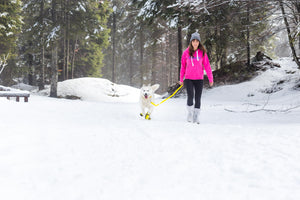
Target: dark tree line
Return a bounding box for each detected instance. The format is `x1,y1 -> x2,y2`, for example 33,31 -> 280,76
104,0 -> 280,92
1,0 -> 111,97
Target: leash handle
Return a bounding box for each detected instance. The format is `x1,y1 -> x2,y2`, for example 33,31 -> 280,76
151,84 -> 183,107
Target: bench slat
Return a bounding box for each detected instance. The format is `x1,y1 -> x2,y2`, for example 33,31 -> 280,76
0,92 -> 30,97
0,91 -> 30,102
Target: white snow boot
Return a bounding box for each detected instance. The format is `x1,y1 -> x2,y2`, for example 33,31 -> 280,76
187,105 -> 194,122
193,108 -> 201,124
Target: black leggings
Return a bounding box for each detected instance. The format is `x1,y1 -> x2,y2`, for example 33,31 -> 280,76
184,79 -> 204,109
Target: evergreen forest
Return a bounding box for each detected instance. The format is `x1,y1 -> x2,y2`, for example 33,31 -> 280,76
1,0 -> 300,95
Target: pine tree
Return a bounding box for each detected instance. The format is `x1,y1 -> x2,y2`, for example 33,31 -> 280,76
20,0 -> 111,95
65,0 -> 111,79
0,0 -> 22,85
0,0 -> 22,56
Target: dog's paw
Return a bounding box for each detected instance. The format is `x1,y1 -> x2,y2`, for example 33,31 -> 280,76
145,113 -> 151,120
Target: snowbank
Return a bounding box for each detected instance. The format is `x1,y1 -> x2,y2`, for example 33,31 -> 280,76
57,77 -> 141,102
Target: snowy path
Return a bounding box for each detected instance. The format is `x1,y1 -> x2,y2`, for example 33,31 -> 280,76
1,94 -> 300,200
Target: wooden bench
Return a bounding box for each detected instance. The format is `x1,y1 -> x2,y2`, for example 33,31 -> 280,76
0,91 -> 30,102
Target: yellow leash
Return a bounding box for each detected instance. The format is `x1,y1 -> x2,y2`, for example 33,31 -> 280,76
151,85 -> 183,107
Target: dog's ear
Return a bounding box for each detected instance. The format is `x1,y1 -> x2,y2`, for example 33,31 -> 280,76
151,84 -> 160,92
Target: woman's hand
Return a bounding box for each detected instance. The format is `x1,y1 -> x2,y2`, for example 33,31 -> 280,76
209,82 -> 214,87
179,81 -> 184,86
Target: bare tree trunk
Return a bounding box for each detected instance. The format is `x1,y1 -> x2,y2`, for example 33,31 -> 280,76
28,54 -> 35,85
215,26 -> 221,69
63,31 -> 66,81
161,42 -> 167,92
279,0 -> 300,68
166,32 -> 170,86
151,44 -> 157,85
112,8 -> 116,83
205,29 -> 213,62
293,2 -> 300,50
139,23 -> 144,85
129,50 -> 133,86
50,44 -> 58,97
50,0 -> 58,97
39,43 -> 45,90
66,0 -> 70,80
246,2 -> 251,67
39,0 -> 45,90
166,31 -> 171,87
71,36 -> 78,79
62,0 -> 66,81
177,25 -> 182,81
66,37 -> 70,79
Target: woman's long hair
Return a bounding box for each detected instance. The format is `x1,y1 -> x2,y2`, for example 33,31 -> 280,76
189,40 -> 207,57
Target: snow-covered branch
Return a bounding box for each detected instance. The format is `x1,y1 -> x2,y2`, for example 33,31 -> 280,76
225,104 -> 300,113
0,53 -> 9,75
225,93 -> 300,113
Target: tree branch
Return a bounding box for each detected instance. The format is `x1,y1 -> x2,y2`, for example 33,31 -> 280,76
225,104 -> 300,113
0,53 -> 9,75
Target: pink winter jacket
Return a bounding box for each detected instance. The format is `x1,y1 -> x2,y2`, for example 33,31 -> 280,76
180,47 -> 213,83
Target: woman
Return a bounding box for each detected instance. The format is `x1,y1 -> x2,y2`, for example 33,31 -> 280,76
179,32 -> 214,124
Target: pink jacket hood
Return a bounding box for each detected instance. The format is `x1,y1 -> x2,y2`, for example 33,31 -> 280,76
180,47 -> 213,83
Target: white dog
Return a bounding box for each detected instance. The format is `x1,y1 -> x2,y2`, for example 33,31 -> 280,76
139,84 -> 160,120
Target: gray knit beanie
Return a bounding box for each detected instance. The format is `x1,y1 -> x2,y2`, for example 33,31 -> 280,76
190,32 -> 201,42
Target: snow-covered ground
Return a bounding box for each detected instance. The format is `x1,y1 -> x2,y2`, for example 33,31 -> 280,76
1,58 -> 300,200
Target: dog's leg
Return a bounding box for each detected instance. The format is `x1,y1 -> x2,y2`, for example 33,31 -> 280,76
145,105 -> 153,120
140,109 -> 145,117
148,106 -> 153,115
140,104 -> 145,117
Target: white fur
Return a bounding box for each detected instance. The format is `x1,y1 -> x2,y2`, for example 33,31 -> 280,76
139,84 -> 159,119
